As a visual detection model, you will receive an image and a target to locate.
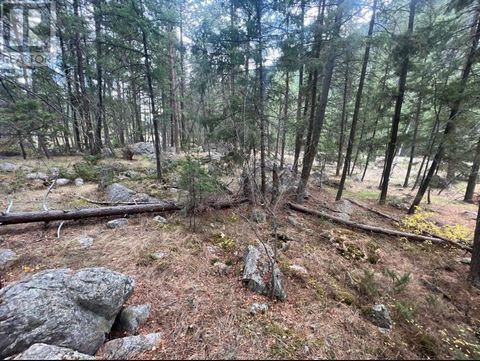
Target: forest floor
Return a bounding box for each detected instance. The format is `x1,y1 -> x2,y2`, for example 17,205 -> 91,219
1,153 -> 479,360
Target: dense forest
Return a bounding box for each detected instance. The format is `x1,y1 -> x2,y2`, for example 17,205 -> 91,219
1,0 -> 480,359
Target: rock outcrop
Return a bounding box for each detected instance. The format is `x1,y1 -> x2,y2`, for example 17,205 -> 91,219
0,267 -> 134,358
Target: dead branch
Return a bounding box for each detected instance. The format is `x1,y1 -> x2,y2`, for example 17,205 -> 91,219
43,179 -> 57,211
78,196 -> 161,206
346,198 -> 400,222
57,221 -> 65,239
0,198 -> 247,225
288,202 -> 472,253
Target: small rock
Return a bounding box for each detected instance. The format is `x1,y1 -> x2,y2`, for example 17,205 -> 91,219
75,178 -> 84,187
249,302 -> 268,315
460,257 -> 471,265
56,178 -> 71,186
289,264 -> 308,275
287,216 -> 299,227
12,343 -> 95,360
251,209 -> 266,224
78,235 -> 94,248
243,244 -> 286,300
462,211 -> 477,220
50,167 -> 60,177
106,218 -> 129,229
213,262 -> 231,276
26,172 -> 48,181
115,304 -> 152,334
153,215 -> 167,225
98,333 -> 161,360
0,162 -> 17,172
149,252 -> 167,261
0,248 -> 17,267
169,187 -> 178,193
368,304 -> 392,330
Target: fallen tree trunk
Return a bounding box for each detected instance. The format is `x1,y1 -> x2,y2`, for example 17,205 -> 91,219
0,198 -> 249,225
346,198 -> 400,222
0,202 -> 182,225
288,202 -> 472,253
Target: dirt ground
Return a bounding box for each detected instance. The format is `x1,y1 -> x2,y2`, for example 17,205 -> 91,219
1,153 -> 479,360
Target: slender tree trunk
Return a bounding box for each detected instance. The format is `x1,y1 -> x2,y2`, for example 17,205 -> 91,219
93,0 -> 103,154
293,71 -> 312,173
297,1 -> 343,202
336,62 -> 350,177
379,0 -> 417,204
280,72 -> 290,169
350,114 -> 367,176
465,137 -> 480,202
255,0 -> 267,196
292,0 -> 306,174
168,29 -> 179,152
139,2 -> 162,180
403,96 -> 422,187
410,7 -> 480,214
469,202 -> 480,287
336,0 -> 376,200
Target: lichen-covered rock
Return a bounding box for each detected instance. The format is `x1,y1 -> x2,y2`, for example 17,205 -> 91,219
26,172 -> 48,181
78,235 -> 94,248
153,215 -> 167,225
105,183 -> 136,203
368,304 -> 392,330
243,244 -> 286,300
75,178 -> 84,187
251,209 -> 266,223
98,333 -> 161,360
115,304 -> 151,334
0,267 -> 134,358
0,162 -> 17,172
289,264 -> 308,275
106,218 -> 129,229
249,303 -> 269,315
334,199 -> 353,221
56,178 -> 71,186
12,343 -> 95,360
127,142 -> 155,155
0,248 -> 17,267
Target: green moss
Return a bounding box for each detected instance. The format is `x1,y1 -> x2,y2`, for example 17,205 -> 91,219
338,242 -> 365,261
334,290 -> 356,305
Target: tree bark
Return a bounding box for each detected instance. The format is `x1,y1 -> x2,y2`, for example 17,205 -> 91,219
403,96 -> 422,187
464,137 -> 480,202
297,1 -> 342,202
469,202 -> 480,287
409,7 -> 480,214
379,0 -> 417,204
336,0 -> 377,200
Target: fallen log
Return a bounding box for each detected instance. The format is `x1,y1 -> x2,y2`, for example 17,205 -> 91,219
287,202 -> 472,253
0,202 -> 182,225
0,198 -> 248,226
346,198 -> 400,222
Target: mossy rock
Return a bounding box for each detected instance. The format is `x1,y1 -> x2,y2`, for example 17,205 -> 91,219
338,242 -> 365,261
334,290 -> 356,305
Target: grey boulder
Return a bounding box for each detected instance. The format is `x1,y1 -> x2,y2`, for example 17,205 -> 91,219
334,199 -> 353,221
0,267 -> 134,358
75,178 -> 84,187
12,343 -> 95,360
127,142 -> 155,155
368,304 -> 392,330
98,333 -> 161,360
0,162 -> 17,172
105,183 -> 136,203
106,218 -> 129,229
56,178 -> 71,186
0,248 -> 17,267
26,172 -> 48,181
115,304 -> 151,334
242,244 -> 286,300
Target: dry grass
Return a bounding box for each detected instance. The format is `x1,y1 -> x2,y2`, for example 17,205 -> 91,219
1,154 -> 480,359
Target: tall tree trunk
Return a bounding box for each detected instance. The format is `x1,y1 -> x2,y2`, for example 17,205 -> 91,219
292,0 -> 306,174
255,0 -> 267,196
280,71 -> 290,169
73,0 -> 94,153
336,0 -> 377,200
93,0 -> 103,154
168,29 -> 179,153
58,26 -> 81,150
409,7 -> 480,214
403,96 -> 422,187
139,1 -> 162,180
293,71 -> 312,173
179,4 -> 186,149
469,202 -> 480,287
350,113 -> 367,176
297,1 -> 343,202
336,61 -> 350,177
465,137 -> 480,202
379,0 -> 417,204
